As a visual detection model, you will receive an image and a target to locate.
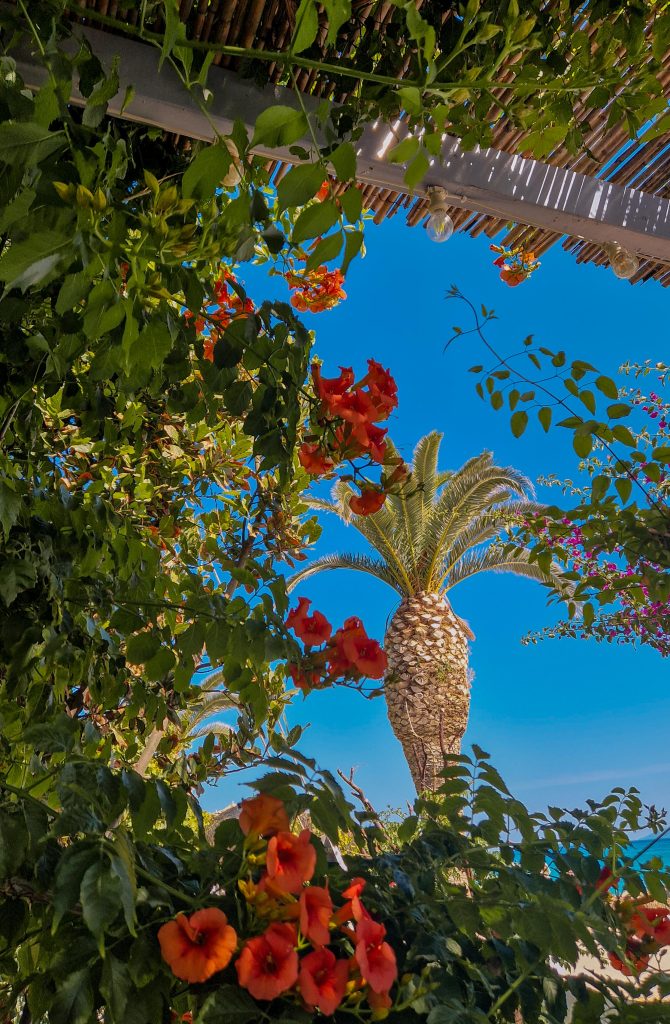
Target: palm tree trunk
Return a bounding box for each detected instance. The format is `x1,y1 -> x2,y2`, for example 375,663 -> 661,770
384,592 -> 473,792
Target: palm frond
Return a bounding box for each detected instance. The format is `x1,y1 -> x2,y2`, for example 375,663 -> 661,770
185,692 -> 238,733
432,500 -> 543,589
443,546 -> 556,591
411,431 -> 444,508
302,497 -> 342,517
289,552 -> 406,593
327,481 -> 415,592
190,722 -> 233,742
422,459 -> 532,584
371,432 -> 446,577
291,431 -> 547,608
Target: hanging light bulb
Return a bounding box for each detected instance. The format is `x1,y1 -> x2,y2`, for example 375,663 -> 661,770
602,241 -> 640,280
425,186 -> 454,243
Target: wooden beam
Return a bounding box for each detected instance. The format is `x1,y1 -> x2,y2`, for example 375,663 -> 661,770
14,23 -> 670,262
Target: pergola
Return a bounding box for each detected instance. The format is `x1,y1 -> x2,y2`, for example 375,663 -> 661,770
16,2 -> 670,284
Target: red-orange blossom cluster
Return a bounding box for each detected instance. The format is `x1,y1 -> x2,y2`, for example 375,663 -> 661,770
285,597 -> 387,694
286,266 -> 347,314
607,898 -> 670,976
158,794 -> 398,1017
300,362 -> 408,515
186,270 -> 254,362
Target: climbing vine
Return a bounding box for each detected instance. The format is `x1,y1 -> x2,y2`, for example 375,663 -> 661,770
0,4 -> 670,1023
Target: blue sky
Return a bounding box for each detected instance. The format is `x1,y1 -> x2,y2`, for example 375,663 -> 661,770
206,216 -> 670,823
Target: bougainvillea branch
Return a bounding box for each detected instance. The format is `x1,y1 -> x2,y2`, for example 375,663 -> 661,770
445,288 -> 670,655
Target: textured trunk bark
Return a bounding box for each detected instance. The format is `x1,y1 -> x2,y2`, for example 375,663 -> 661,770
384,592 -> 473,793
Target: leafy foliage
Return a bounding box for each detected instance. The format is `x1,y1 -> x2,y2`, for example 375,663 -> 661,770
446,289 -> 670,654
0,6 -> 669,1023
2,748 -> 670,1022
52,0 -> 670,174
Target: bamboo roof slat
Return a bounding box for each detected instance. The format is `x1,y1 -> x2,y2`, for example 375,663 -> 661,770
58,0 -> 670,285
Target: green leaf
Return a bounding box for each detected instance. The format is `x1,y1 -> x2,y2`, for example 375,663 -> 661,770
397,815 -> 418,842
100,955 -> 130,1023
476,24 -> 502,41
305,232 -> 343,272
53,847 -> 97,930
523,123 -> 569,158
405,5 -> 436,68
583,602 -> 595,627
251,106 -> 308,149
0,557 -> 36,606
110,833 -> 138,935
591,475 -> 609,501
398,85 -> 422,115
22,715 -> 77,754
511,410 -> 528,438
340,229 -> 364,274
277,163 -> 325,211
615,478 -> 632,503
56,270 -> 92,314
0,188 -> 35,232
291,198 -> 339,243
612,424 -> 636,447
0,231 -> 72,292
159,0 -> 187,68
293,0 -> 319,52
0,122 -> 65,167
126,632 -> 162,665
0,481 -> 22,540
50,969 -> 94,1024
197,985 -> 258,1024
404,148 -> 430,188
573,433 -> 593,458
595,375 -> 619,399
329,141 -> 356,181
138,321 -> 173,371
607,402 -> 632,419
387,136 -> 420,164
80,861 -> 122,955
83,57 -> 121,128
182,143 -> 232,199
538,406 -> 552,432
0,811 -> 27,877
340,185 -> 363,223
323,0 -> 351,44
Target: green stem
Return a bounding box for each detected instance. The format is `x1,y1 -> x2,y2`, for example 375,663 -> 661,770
62,8 -> 595,95
133,864 -> 201,907
487,961 -> 535,1018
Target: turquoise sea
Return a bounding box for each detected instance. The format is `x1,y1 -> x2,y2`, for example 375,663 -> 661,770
628,836 -> 670,869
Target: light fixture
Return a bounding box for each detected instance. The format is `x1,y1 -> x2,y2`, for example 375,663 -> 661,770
425,186 -> 454,243
602,241 -> 640,280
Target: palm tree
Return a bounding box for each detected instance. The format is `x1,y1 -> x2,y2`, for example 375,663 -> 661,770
290,432 -> 553,793
177,669 -> 237,747
134,670 -> 236,776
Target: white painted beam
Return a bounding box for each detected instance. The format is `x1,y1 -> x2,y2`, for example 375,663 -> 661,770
14,24 -> 670,262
